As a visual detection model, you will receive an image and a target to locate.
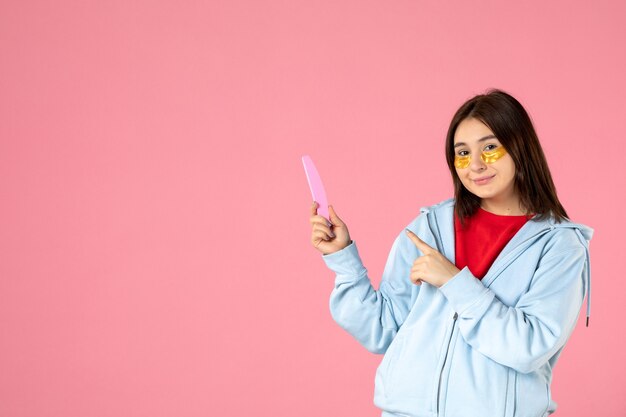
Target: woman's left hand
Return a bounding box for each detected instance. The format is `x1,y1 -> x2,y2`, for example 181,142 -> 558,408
405,229 -> 460,288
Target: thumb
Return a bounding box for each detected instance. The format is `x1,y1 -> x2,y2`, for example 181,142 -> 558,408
328,205 -> 344,226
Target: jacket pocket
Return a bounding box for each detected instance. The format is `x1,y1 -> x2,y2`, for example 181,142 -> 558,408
375,332 -> 406,397
382,329 -> 440,401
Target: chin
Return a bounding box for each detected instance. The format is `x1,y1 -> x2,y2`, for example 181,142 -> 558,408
466,188 -> 499,200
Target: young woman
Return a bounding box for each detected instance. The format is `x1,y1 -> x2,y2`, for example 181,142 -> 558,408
308,89 -> 592,417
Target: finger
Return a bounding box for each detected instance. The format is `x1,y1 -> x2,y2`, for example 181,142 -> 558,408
410,261 -> 426,274
408,271 -> 423,285
328,205 -> 343,226
312,232 -> 329,248
310,214 -> 329,225
312,221 -> 335,238
405,229 -> 434,254
310,201 -> 319,216
312,229 -> 333,242
311,229 -> 335,242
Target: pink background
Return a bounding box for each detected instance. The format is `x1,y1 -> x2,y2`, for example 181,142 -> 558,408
1,1 -> 625,416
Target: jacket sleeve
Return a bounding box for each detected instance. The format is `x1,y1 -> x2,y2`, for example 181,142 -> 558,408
322,228 -> 420,354
438,233 -> 588,374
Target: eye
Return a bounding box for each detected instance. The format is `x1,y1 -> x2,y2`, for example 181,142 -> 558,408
483,144 -> 498,152
457,150 -> 469,156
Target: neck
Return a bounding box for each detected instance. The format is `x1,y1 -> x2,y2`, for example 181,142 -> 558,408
480,196 -> 526,216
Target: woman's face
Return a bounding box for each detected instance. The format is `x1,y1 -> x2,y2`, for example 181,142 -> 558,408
453,118 -> 519,210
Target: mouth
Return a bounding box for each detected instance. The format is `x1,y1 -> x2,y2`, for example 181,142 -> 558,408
472,174 -> 495,185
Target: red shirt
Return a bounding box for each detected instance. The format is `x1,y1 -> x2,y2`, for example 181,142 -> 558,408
454,208 -> 531,279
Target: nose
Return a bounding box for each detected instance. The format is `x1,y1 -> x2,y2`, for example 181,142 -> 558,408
469,154 -> 487,172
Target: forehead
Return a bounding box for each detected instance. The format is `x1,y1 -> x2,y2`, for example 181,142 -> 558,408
453,118 -> 498,145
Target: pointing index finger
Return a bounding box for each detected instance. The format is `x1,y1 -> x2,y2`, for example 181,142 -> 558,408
405,229 -> 434,254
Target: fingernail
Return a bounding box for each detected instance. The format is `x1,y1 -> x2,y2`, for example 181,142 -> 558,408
329,232 -> 335,238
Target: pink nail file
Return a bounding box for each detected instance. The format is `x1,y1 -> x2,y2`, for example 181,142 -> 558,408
302,155 -> 331,225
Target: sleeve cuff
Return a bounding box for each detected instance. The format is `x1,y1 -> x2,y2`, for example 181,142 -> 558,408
439,267 -> 494,315
322,240 -> 368,280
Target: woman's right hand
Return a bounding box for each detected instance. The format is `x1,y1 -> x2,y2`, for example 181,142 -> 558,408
309,201 -> 351,255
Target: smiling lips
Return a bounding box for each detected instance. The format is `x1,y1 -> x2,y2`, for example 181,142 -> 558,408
472,174 -> 495,185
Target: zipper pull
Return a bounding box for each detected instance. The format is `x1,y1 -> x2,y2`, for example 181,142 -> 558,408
453,312 -> 458,320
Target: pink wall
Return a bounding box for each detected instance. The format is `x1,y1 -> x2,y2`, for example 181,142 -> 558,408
1,0 -> 624,415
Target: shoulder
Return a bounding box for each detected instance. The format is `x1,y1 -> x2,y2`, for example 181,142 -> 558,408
535,217 -> 593,258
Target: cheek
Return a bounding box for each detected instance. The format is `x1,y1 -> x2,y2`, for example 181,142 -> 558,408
455,167 -> 468,179
456,170 -> 473,190
455,169 -> 468,185
508,166 -> 517,181
493,155 -> 515,175
504,159 -> 516,178
498,159 -> 516,183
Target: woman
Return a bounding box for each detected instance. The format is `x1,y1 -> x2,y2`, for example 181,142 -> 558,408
308,89 -> 592,417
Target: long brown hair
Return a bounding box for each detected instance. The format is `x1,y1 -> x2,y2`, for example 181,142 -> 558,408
445,89 -> 568,223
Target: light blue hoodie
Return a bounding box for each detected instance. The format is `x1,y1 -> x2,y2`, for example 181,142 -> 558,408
323,198 -> 592,417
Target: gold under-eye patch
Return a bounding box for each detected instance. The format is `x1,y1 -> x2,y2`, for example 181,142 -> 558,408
454,146 -> 507,169
454,155 -> 471,169
480,146 -> 507,164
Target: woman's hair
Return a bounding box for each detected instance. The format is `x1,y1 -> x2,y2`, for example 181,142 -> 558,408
445,89 -> 568,223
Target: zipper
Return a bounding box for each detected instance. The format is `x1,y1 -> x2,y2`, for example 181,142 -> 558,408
504,369 -> 516,417
436,312 -> 458,415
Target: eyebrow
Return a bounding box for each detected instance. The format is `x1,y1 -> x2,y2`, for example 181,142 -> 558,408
454,135 -> 497,148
